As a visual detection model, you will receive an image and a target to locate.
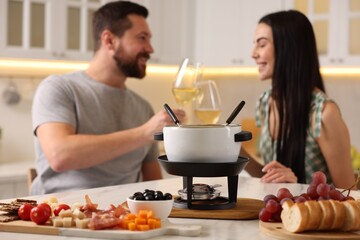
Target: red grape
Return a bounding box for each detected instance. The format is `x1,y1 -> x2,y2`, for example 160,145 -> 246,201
271,211 -> 282,222
316,183 -> 330,197
300,193 -> 312,200
263,194 -> 278,204
259,208 -> 272,222
307,184 -> 319,200
329,189 -> 344,201
265,199 -> 281,214
277,188 -> 293,200
311,171 -> 327,185
294,196 -> 307,203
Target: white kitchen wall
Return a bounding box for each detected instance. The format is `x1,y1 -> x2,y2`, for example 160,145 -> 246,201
0,77 -> 41,164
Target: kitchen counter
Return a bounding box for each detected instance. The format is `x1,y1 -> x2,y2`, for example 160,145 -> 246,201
1,176 -> 359,240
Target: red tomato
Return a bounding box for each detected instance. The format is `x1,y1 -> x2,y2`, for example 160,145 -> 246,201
18,203 -> 35,221
30,204 -> 51,225
38,203 -> 51,215
53,204 -> 71,216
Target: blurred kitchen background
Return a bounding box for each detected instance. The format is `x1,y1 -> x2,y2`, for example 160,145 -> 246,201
0,0 -> 359,198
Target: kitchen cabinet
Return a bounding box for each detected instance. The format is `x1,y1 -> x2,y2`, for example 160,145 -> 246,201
0,0 -> 103,61
193,0 -> 285,67
132,0 -> 195,65
0,180 -> 28,199
0,162 -> 30,199
0,0 -> 192,64
1,0 -> 358,66
194,0 -> 360,67
288,0 -> 360,66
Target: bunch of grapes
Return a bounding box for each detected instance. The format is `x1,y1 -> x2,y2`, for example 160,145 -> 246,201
259,171 -> 355,222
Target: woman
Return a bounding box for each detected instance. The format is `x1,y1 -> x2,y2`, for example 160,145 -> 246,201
251,10 -> 354,188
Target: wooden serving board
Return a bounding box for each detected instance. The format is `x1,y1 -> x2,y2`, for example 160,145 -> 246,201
259,221 -> 360,240
169,198 -> 264,220
0,219 -> 201,239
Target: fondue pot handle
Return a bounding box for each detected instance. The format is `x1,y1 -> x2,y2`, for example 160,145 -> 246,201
154,132 -> 164,141
234,131 -> 252,142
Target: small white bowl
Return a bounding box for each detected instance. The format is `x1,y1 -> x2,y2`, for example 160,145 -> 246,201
126,197 -> 174,220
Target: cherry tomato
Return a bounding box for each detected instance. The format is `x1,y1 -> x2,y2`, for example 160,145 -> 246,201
18,203 -> 35,221
53,204 -> 71,216
30,204 -> 51,225
38,203 -> 51,215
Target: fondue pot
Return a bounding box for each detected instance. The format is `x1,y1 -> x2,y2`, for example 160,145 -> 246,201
154,124 -> 252,163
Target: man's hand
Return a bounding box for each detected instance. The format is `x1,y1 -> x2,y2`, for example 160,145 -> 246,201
143,108 -> 186,141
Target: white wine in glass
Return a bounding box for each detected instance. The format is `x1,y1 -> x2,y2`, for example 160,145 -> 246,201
194,80 -> 221,124
172,58 -> 202,108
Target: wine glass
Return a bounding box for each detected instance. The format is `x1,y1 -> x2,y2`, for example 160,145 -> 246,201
194,80 -> 222,124
172,58 -> 202,109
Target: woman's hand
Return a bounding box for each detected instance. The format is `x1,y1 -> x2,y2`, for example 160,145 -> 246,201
261,160 -> 298,183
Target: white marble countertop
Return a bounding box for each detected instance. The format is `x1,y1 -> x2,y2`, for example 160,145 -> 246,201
1,176 -> 359,240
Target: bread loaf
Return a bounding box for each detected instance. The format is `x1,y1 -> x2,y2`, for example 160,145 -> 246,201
281,199 -> 360,233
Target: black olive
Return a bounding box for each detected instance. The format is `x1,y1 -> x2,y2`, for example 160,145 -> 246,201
163,193 -> 173,200
147,190 -> 156,196
134,194 -> 145,200
155,191 -> 164,200
145,194 -> 155,200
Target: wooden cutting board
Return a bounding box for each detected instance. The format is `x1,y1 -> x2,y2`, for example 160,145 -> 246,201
0,219 -> 201,239
169,198 -> 264,220
259,221 -> 360,240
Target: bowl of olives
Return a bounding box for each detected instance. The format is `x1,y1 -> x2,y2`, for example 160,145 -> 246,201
127,189 -> 174,220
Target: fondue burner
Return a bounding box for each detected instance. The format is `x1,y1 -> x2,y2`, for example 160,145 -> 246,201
158,155 -> 249,210
178,183 -> 222,200
174,176 -> 239,210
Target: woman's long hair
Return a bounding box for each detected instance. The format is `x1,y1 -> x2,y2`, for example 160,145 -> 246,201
259,10 -> 325,183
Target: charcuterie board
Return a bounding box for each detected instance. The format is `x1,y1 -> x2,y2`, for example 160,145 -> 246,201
0,219 -> 201,239
169,198 -> 264,220
259,221 -> 360,240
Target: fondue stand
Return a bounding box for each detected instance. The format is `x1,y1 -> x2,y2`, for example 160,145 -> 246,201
156,103 -> 252,210
158,155 -> 249,210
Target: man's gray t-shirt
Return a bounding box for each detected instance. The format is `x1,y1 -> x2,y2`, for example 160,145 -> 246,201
31,71 -> 158,195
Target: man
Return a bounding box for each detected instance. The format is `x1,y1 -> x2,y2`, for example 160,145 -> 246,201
31,1 -> 185,194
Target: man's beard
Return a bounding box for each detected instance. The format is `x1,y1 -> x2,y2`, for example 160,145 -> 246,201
113,51 -> 150,79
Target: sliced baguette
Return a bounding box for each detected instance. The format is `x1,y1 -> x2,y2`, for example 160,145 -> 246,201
328,200 -> 346,230
352,201 -> 360,230
281,202 -> 309,233
304,200 -> 322,231
340,200 -> 360,231
317,200 -> 335,230
281,199 -> 360,233
281,200 -> 294,211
